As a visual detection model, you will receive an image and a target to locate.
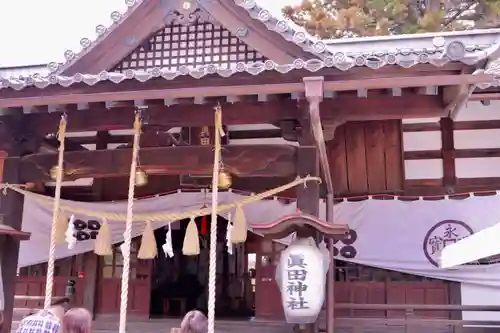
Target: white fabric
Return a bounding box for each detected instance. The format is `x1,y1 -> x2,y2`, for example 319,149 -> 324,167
20,191 -> 301,268
441,221 -> 500,268
65,215 -> 76,249
18,191 -> 500,287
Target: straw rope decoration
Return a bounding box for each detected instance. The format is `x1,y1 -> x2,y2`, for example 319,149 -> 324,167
119,112 -> 142,333
44,114 -> 67,309
0,176 -> 320,222
207,105 -> 224,333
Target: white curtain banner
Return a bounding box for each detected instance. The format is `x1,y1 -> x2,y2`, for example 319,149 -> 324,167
19,191 -> 301,268
19,192 -> 500,287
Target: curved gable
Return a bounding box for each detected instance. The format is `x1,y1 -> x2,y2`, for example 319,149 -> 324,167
52,0 -> 317,76
112,10 -> 267,72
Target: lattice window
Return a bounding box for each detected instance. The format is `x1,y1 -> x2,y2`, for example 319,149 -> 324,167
114,21 -> 267,72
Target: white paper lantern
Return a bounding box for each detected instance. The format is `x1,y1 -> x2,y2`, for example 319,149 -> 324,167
276,237 -> 329,324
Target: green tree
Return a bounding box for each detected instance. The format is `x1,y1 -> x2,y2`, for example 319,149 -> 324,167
282,0 -> 500,38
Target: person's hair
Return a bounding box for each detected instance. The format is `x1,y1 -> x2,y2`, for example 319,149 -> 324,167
61,308 -> 92,333
180,310 -> 208,333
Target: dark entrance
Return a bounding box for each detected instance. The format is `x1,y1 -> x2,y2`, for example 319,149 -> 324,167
149,215 -> 253,318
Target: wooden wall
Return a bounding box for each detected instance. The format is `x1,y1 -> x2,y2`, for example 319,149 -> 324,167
328,120 -> 404,195
403,100 -> 500,195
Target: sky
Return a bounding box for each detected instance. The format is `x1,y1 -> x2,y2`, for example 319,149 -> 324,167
0,0 -> 301,67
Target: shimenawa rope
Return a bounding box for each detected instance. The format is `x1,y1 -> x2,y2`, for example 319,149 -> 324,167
0,177 -> 320,222
44,115 -> 66,309
118,113 -> 141,333
207,106 -> 224,333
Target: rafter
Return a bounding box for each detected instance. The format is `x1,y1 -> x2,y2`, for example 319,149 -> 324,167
0,67 -> 468,108
2,96 -> 445,137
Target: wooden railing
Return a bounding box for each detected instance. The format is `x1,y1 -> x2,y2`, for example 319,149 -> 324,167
325,304 -> 500,333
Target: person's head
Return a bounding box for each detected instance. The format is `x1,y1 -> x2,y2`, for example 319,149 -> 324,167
61,308 -> 92,333
180,310 -> 207,333
46,297 -> 70,321
47,306 -> 65,321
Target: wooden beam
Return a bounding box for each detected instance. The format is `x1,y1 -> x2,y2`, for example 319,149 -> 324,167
69,128 -> 284,146
403,119 -> 500,132
442,68 -> 476,119
7,96 -> 444,136
45,175 -> 300,200
405,148 -> 500,160
18,145 -> 298,182
405,177 -> 500,196
470,92 -> 500,101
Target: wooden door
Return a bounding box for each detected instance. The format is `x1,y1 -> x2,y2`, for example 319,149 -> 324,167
255,240 -> 284,320
335,282 -> 386,318
95,240 -> 152,316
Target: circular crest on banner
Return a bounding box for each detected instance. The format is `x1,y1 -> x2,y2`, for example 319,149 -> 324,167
423,220 -> 473,267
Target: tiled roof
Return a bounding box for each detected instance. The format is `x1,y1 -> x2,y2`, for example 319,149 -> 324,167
47,0 -> 140,75
0,47 -> 498,91
2,0 -> 500,91
41,0 -> 500,75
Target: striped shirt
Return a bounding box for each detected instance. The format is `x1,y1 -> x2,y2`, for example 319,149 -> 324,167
16,310 -> 60,333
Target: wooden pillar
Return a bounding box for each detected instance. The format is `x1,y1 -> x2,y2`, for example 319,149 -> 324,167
296,147 -> 320,216
304,77 -> 336,333
82,254 -> 98,318
296,141 -> 320,333
83,131 -> 109,318
439,119 -> 461,323
325,195 -> 335,333
440,117 -> 456,189
0,156 -> 25,333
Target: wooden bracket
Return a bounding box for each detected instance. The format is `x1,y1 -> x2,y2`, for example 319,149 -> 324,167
303,77 -> 334,193
443,68 -> 477,119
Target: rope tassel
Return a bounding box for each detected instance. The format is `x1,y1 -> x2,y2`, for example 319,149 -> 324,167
231,205 -> 247,244
183,217 -> 200,256
55,210 -> 68,245
94,219 -> 112,256
138,221 -> 157,259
